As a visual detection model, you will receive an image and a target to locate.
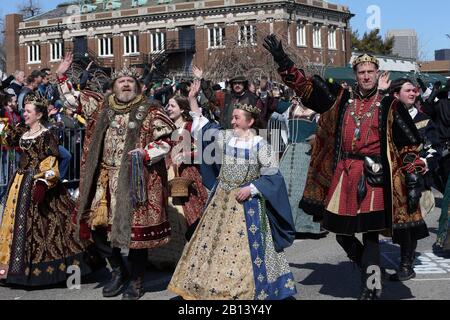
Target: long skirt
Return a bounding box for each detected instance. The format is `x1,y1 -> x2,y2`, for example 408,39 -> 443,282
167,187 -> 297,300
280,143 -> 321,233
0,170 -> 91,286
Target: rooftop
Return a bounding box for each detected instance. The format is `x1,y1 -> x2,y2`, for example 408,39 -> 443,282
24,0 -> 350,22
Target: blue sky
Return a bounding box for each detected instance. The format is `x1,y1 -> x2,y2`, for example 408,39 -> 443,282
4,0 -> 450,60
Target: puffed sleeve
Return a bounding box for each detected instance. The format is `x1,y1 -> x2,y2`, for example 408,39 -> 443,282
34,131 -> 61,188
143,108 -> 176,166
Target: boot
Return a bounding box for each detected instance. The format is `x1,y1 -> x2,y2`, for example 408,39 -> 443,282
358,287 -> 381,300
102,254 -> 129,298
389,238 -> 417,282
122,276 -> 145,300
122,261 -> 146,300
389,250 -> 415,282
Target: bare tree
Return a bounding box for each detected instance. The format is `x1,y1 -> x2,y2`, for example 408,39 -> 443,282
202,29 -> 332,84
17,0 -> 42,19
417,34 -> 431,62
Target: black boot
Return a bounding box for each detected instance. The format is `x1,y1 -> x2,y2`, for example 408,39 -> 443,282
122,261 -> 146,300
358,287 -> 380,300
122,276 -> 144,300
390,253 -> 415,282
102,252 -> 129,298
390,239 -> 416,282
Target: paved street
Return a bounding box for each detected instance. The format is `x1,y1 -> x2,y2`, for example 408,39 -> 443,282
0,190 -> 449,300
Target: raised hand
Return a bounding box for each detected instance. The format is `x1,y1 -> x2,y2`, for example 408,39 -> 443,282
192,65 -> 203,80
377,71 -> 391,92
263,34 -> 293,70
56,52 -> 73,76
189,79 -> 201,99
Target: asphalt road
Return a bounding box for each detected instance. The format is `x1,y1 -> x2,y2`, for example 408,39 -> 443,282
0,190 -> 449,300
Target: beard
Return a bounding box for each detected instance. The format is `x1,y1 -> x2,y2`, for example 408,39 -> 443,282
116,90 -> 137,103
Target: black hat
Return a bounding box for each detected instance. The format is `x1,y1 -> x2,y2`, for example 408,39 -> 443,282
229,76 -> 248,85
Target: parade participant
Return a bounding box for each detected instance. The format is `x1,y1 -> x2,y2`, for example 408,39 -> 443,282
422,80 -> 450,250
147,94 -> 208,270
279,97 -> 324,235
420,79 -> 450,193
56,53 -> 176,300
0,94 -> 91,286
264,34 -> 426,299
0,94 -> 21,201
389,78 -> 439,280
168,80 -> 297,300
192,66 -> 266,129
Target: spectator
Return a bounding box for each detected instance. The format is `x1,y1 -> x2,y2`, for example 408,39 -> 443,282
17,71 -> 43,115
8,70 -> 25,96
38,68 -> 60,107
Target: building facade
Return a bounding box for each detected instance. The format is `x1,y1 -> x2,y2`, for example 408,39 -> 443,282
386,29 -> 418,60
420,60 -> 450,78
5,0 -> 353,78
435,49 -> 450,61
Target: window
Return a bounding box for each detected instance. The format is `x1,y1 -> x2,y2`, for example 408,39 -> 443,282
238,25 -> 256,46
328,28 -> 337,50
342,32 -> 346,51
49,42 -> 63,61
150,32 -> 165,52
208,26 -> 225,49
296,23 -> 306,47
313,26 -> 322,48
28,44 -> 41,64
98,37 -> 113,57
124,34 -> 139,55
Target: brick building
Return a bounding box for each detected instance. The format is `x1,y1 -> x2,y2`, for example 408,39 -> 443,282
5,0 -> 353,78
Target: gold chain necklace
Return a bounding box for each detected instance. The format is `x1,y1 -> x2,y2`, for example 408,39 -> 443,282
24,124 -> 43,138
348,91 -> 380,141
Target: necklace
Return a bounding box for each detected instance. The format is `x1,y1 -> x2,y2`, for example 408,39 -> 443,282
24,124 -> 43,138
348,91 -> 380,143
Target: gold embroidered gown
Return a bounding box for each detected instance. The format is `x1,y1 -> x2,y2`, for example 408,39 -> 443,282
0,126 -> 90,286
168,132 -> 297,300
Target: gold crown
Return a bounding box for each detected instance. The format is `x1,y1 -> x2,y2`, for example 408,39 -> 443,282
352,54 -> 379,69
24,93 -> 48,108
112,65 -> 141,80
235,103 -> 260,115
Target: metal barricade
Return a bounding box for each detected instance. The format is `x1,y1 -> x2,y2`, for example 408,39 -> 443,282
0,127 -> 86,195
267,114 -> 288,156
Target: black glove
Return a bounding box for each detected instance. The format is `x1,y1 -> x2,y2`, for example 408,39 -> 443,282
263,34 -> 294,70
405,171 -> 423,214
417,78 -> 427,93
426,81 -> 442,105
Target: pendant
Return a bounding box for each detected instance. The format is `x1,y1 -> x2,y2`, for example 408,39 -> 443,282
354,127 -> 361,140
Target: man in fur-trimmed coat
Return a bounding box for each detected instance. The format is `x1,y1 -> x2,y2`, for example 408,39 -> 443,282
56,53 -> 175,300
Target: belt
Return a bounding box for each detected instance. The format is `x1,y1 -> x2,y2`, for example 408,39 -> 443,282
341,152 -> 381,163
